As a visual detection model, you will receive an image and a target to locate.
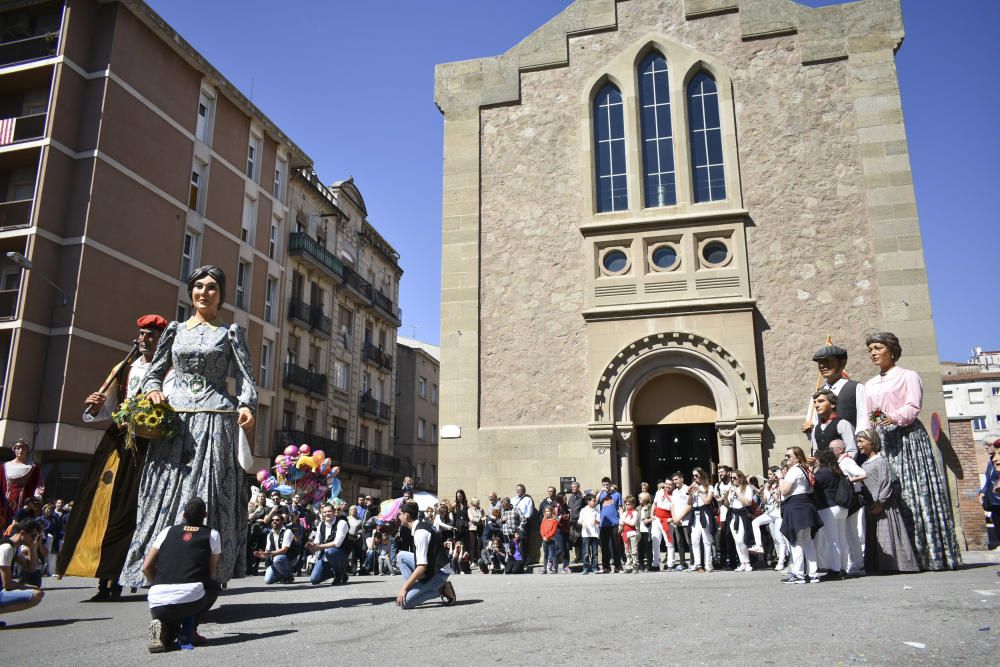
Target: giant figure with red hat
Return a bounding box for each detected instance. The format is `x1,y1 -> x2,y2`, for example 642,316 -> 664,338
57,314 -> 174,601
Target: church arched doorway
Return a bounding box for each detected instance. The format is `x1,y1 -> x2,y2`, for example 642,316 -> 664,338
632,372 -> 718,485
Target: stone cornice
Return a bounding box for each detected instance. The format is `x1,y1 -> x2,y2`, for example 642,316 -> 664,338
434,0 -> 905,114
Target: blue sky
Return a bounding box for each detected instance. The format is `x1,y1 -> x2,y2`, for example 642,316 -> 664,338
146,1 -> 998,362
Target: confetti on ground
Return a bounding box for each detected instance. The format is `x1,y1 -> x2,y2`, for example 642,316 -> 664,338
903,642 -> 926,649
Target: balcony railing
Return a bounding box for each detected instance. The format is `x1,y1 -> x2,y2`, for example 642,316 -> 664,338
362,341 -> 393,371
0,289 -> 19,320
283,362 -> 327,397
287,296 -> 332,338
274,429 -> 402,478
0,113 -> 46,146
359,392 -> 391,422
287,296 -> 311,327
0,32 -> 58,69
342,264 -> 372,301
288,232 -> 343,280
0,199 -> 32,230
341,264 -> 400,324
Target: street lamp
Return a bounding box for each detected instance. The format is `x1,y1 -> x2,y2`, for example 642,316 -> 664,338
5,251 -> 68,306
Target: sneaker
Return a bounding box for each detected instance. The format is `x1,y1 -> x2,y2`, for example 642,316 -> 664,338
561,567 -> 571,574
147,619 -> 169,653
538,568 -> 547,574
807,575 -> 822,583
781,574 -> 805,584
687,565 -> 698,572
582,569 -> 591,575
819,571 -> 844,582
748,545 -> 764,554
674,564 -> 686,572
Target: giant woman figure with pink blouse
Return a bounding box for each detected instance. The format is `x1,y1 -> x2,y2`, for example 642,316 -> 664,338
864,332 -> 960,570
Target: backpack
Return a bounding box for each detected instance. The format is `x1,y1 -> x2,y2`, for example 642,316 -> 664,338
834,474 -> 853,509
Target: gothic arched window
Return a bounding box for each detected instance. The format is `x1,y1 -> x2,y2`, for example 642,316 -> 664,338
687,71 -> 726,203
593,84 -> 628,212
638,51 -> 675,207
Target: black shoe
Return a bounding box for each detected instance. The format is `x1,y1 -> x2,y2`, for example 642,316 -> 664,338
820,571 -> 845,582
89,589 -> 111,602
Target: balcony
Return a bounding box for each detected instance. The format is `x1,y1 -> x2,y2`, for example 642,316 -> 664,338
283,362 -> 327,398
0,288 -> 18,319
0,112 -> 45,144
274,429 -> 402,478
287,296 -> 332,338
287,232 -> 343,281
0,33 -> 58,69
341,263 -> 401,325
362,341 -> 393,371
342,264 -> 371,302
0,199 -> 31,230
359,391 -> 391,423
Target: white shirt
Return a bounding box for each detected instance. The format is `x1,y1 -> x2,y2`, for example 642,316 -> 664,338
810,417 -> 858,455
715,481 -> 731,519
267,527 -> 294,551
413,524 -> 451,574
653,488 -> 672,511
0,542 -> 15,568
578,505 -> 599,538
783,466 -> 810,497
147,526 -> 221,608
838,453 -> 866,492
728,485 -> 754,509
512,494 -> 534,521
670,487 -> 690,525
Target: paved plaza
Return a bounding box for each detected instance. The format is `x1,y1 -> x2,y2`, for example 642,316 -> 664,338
2,553 -> 999,665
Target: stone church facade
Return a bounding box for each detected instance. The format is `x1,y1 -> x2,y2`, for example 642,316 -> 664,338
434,0 -> 947,500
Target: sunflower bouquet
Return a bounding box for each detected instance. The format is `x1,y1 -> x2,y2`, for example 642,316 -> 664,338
113,393 -> 180,450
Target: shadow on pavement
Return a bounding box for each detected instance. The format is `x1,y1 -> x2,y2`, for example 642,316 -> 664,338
206,629 -> 297,646
227,581 -> 380,595
205,596 -> 396,623
2,617 -> 112,630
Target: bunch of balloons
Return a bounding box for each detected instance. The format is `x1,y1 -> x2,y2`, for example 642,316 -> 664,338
256,443 -> 342,505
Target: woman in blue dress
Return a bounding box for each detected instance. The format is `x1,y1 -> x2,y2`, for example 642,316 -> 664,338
120,265 -> 257,587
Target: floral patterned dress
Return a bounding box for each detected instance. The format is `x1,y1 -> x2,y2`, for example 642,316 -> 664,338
865,366 -> 960,571
119,319 -> 257,587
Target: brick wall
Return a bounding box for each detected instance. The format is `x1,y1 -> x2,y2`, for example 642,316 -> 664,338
946,418 -> 988,551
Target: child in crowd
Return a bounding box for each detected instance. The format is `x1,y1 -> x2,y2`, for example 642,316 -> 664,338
578,494 -> 600,575
620,496 -> 639,573
539,506 -> 559,574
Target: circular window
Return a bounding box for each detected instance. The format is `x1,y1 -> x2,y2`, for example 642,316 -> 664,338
701,240 -> 730,266
650,244 -> 679,271
601,249 -> 629,275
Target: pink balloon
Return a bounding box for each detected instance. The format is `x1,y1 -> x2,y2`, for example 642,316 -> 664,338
283,445 -> 300,458
261,478 -> 276,491
299,444 -> 311,455
312,450 -> 326,463
256,469 -> 270,482
273,455 -> 284,465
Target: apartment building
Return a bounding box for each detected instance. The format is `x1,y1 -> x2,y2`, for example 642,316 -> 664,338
394,336 -> 439,494
0,0 -> 311,498
274,169 -> 404,501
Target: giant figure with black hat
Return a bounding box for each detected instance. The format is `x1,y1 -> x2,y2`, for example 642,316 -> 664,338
801,343 -> 870,435
57,314 -> 173,601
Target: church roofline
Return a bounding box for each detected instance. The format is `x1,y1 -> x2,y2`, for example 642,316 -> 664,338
434,0 -> 905,114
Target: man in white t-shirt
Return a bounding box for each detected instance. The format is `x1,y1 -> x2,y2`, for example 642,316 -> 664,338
651,481 -> 675,571
0,520 -> 45,625
142,498 -> 220,652
395,501 -> 454,609
669,473 -> 692,571
254,514 -> 296,585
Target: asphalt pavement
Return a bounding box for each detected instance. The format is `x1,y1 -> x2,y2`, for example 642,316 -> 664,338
2,552 -> 999,665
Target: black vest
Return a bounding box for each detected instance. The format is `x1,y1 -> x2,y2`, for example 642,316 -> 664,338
154,524 -> 212,585
414,519 -> 447,583
830,380 -> 859,429
813,416 -> 846,452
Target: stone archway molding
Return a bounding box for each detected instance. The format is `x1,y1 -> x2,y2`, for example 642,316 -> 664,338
594,331 -> 759,423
